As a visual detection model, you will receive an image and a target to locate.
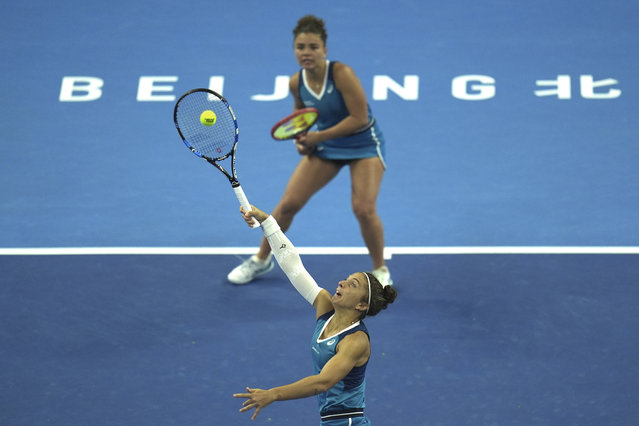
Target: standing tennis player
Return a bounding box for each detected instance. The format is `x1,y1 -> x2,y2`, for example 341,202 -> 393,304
233,205 -> 397,424
227,15 -> 393,286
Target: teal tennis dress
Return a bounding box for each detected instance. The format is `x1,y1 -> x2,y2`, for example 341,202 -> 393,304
312,311 -> 371,425
298,60 -> 387,168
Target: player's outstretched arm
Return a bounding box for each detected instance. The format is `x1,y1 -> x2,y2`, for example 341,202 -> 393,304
233,331 -> 367,420
240,206 -> 323,307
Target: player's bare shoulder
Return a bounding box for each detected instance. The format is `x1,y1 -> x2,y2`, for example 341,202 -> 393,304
332,62 -> 361,90
289,71 -> 301,91
289,71 -> 304,107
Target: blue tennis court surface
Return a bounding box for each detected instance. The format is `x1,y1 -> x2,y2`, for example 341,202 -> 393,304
2,0 -> 639,424
2,254 -> 638,425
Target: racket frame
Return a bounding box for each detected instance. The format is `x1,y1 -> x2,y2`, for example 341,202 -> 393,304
270,107 -> 319,140
174,89 -> 241,186
173,88 -> 257,226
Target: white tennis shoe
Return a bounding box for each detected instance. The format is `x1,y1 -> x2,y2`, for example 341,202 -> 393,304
227,255 -> 274,285
371,265 -> 394,287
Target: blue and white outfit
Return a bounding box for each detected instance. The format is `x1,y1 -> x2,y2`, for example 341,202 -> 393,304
298,60 -> 387,168
313,311 -> 371,426
261,216 -> 372,425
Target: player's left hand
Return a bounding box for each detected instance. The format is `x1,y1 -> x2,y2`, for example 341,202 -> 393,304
233,387 -> 276,420
295,131 -> 322,154
294,137 -> 315,155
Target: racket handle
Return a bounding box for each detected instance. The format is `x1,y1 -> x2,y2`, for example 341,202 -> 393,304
233,185 -> 260,228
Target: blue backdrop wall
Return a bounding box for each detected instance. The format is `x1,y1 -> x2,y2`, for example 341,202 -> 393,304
1,0 -> 638,249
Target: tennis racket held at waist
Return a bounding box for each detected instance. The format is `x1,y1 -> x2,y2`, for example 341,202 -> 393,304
270,107 -> 319,140
173,88 -> 258,228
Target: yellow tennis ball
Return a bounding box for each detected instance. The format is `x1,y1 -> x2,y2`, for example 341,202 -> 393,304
200,110 -> 217,126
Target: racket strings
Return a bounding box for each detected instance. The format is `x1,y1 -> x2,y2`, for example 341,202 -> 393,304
271,108 -> 318,140
175,92 -> 237,159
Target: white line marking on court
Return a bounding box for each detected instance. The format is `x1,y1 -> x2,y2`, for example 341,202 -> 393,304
1,247 -> 639,256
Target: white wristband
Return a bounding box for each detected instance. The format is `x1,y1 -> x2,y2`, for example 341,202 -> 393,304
261,215 -> 281,238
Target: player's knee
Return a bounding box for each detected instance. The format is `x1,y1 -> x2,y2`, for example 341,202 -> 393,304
276,198 -> 304,219
352,202 -> 376,222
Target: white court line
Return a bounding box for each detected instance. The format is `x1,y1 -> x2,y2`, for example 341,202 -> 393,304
1,246 -> 639,257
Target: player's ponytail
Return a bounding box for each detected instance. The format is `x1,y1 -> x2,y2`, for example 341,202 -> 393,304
363,273 -> 398,318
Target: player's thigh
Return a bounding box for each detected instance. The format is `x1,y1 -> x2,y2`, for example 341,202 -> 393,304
280,155 -> 342,207
349,157 -> 385,209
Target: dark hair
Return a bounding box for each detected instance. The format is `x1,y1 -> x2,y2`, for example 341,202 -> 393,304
362,272 -> 397,318
293,15 -> 327,44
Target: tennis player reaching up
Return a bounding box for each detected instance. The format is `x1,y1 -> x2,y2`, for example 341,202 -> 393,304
233,205 -> 397,424
227,14 -> 393,287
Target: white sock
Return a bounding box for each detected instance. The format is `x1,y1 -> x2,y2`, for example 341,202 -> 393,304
251,254 -> 272,264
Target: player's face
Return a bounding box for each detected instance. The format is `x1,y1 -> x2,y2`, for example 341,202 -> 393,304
294,32 -> 327,70
332,273 -> 369,311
